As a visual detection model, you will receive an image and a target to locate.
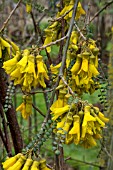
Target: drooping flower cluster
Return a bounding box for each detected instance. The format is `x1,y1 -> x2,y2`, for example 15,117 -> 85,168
2,153 -> 51,170
43,1 -> 85,53
50,32 -> 100,95
16,95 -> 32,119
50,90 -> 109,148
3,49 -> 49,92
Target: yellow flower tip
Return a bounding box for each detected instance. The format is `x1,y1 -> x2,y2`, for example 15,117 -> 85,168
111,26 -> 113,32
98,112 -> 109,123
31,161 -> 40,169
40,159 -> 51,170
26,4 -> 32,13
22,158 -> 33,170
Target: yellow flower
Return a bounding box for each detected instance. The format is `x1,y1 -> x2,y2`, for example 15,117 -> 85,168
22,158 -> 33,170
71,55 -> 82,74
69,115 -> 80,144
7,155 -> 26,170
2,51 -> 21,74
2,153 -> 22,170
31,161 -> 40,170
50,63 -> 61,75
57,114 -> 67,129
98,112 -> 109,123
51,105 -> 70,121
26,3 -> 32,13
39,159 -> 51,170
24,55 -> 37,78
36,55 -> 49,88
16,95 -> 32,119
62,113 -> 73,132
88,58 -> 99,77
43,28 -> 53,53
81,106 -> 96,139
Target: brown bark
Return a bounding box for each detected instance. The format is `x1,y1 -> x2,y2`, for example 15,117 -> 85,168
0,103 -> 12,156
0,67 -> 23,154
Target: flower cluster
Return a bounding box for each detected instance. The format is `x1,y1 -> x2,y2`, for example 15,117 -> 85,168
50,33 -> 100,95
2,153 -> 51,170
43,0 -> 85,53
3,50 -> 49,92
50,91 -> 109,148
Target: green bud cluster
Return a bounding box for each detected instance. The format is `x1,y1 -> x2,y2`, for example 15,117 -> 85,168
23,119 -> 56,154
4,81 -> 15,112
98,60 -> 109,112
52,129 -> 66,156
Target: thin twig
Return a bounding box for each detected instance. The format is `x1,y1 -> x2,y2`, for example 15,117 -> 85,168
74,22 -> 87,41
88,0 -> 113,24
39,35 -> 68,50
32,103 -> 45,117
30,11 -> 38,35
60,76 -> 75,97
66,157 -> 105,168
29,88 -> 54,94
0,0 -> 22,33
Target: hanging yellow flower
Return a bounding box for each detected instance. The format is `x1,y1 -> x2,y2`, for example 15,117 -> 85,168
16,95 -> 32,119
36,55 -> 49,88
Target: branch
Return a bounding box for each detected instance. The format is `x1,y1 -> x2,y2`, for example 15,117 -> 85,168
60,76 -> 75,97
32,103 -> 45,117
0,0 -> 22,33
66,157 -> 105,168
41,0 -> 80,126
30,11 -> 38,35
59,0 -> 79,76
29,88 -> 54,94
88,0 -> 113,24
39,35 -> 68,50
74,22 -> 87,41
0,103 -> 12,156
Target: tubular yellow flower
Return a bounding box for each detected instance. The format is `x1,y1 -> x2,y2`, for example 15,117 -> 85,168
7,155 -> 26,170
39,159 -> 51,170
24,55 -> 37,78
57,114 -> 67,129
50,63 -> 61,75
98,112 -> 109,123
62,113 -> 73,132
22,158 -> 33,170
71,55 -> 82,74
43,28 -> 53,53
36,55 -> 49,88
81,106 -> 96,138
51,105 -> 70,121
30,161 -> 40,170
2,51 -> 21,74
88,58 -> 99,77
17,55 -> 28,73
16,95 -> 32,119
0,37 -> 10,48
2,153 -> 22,170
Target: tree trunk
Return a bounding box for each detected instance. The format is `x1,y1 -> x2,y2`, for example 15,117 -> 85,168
0,66 -> 23,154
